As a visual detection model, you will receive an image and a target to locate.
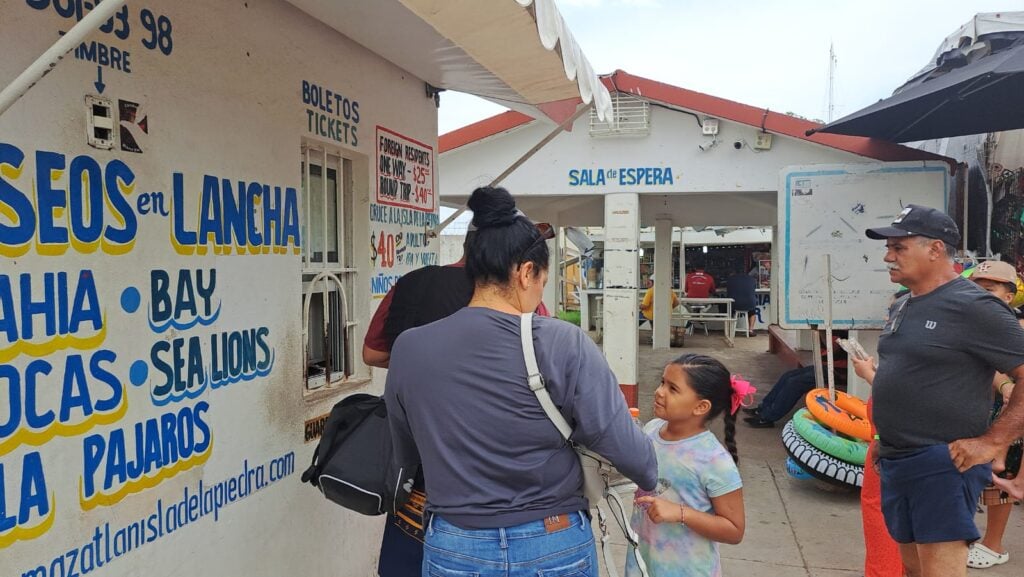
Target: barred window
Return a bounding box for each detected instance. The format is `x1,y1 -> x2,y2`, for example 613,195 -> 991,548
301,144 -> 357,393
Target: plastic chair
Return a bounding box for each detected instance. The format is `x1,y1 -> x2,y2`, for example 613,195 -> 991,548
686,305 -> 710,336
734,310 -> 751,337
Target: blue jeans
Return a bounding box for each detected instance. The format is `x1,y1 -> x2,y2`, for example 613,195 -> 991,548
758,366 -> 817,422
423,512 -> 597,577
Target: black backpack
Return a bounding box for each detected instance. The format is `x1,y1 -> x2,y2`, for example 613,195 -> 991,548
300,393 -> 417,516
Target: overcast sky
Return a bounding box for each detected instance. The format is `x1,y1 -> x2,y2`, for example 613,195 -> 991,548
438,0 -> 1012,134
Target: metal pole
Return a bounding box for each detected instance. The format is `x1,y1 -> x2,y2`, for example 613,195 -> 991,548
961,168 -> 968,257
429,102 -> 594,238
0,0 -> 128,117
824,254 -> 836,402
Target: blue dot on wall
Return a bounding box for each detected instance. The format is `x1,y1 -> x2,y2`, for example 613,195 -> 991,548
129,360 -> 148,386
121,287 -> 141,313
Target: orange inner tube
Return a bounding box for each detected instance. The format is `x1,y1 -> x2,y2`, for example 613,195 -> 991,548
833,390 -> 868,420
805,388 -> 872,442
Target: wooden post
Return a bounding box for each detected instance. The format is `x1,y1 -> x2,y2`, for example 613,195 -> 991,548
824,254 -> 836,402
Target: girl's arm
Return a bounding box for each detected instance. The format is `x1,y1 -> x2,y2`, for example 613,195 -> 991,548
635,489 -> 745,545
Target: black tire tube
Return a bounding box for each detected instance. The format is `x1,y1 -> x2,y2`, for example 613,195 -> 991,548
782,420 -> 863,488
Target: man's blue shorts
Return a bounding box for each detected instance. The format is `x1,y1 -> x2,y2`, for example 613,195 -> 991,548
879,444 -> 991,544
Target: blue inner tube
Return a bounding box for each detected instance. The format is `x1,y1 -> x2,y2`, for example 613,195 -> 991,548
785,457 -> 814,480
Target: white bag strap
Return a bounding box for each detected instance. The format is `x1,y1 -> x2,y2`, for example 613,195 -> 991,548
519,313 -> 648,577
520,313 -> 572,440
605,489 -> 649,577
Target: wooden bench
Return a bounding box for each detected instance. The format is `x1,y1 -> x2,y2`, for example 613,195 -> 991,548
670,309 -> 736,347
767,324 -> 813,368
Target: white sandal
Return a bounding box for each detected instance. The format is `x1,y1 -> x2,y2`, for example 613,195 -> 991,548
967,543 -> 1009,569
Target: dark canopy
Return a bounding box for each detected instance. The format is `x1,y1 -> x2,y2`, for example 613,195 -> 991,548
810,38 -> 1024,142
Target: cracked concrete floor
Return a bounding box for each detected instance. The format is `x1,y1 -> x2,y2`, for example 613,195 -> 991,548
592,332 -> 1023,577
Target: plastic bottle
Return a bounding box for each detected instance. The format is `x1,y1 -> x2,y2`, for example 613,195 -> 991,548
629,407 -> 641,427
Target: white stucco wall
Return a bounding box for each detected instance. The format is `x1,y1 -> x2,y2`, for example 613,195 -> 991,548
440,235 -> 465,265
439,106 -> 880,227
0,1 -> 436,575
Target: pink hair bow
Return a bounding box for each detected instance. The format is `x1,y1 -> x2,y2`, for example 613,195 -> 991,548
730,375 -> 756,415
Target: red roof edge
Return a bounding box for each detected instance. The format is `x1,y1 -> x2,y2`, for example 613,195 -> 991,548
605,70 -> 955,170
439,110 -> 534,153
438,71 -> 956,172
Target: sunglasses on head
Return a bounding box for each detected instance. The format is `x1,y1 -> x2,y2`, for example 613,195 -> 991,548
517,222 -> 555,262
536,222 -> 554,240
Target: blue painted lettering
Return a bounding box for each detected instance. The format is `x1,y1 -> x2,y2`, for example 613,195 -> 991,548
568,167 -> 675,187
149,269 -> 217,327
0,349 -> 124,455
172,174 -> 300,255
301,80 -> 360,122
618,167 -> 674,186
149,336 -> 204,400
0,270 -> 101,343
0,143 -> 36,253
0,143 -> 137,257
80,402 -> 212,504
74,41 -> 132,73
209,327 -> 274,388
0,451 -> 50,533
136,191 -> 169,216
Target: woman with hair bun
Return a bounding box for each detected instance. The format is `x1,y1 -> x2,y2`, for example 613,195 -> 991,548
385,186 -> 657,576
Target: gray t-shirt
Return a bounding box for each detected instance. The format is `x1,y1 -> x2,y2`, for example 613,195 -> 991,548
385,307 -> 658,529
873,277 -> 1024,458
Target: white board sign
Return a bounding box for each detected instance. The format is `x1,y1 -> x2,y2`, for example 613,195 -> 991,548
778,162 -> 950,329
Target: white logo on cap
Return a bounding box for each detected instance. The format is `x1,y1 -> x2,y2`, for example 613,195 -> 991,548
925,320 -> 937,330
892,207 -> 913,224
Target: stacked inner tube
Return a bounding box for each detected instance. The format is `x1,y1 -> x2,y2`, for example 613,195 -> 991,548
781,389 -> 870,489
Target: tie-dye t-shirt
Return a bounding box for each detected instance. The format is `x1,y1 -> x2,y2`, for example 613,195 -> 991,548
625,420 -> 742,577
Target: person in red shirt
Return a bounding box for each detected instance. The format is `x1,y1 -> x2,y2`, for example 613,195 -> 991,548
685,265 -> 716,298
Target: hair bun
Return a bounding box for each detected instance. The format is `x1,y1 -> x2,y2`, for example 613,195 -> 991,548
468,186 -> 518,228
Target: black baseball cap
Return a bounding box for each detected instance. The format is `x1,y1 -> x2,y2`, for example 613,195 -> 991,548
865,204 -> 961,246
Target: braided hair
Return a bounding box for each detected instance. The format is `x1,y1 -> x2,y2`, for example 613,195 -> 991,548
669,353 -> 739,463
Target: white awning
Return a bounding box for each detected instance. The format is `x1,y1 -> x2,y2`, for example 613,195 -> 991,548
285,0 -> 612,122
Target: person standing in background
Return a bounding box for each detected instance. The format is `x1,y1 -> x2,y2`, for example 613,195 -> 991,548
850,289 -> 907,577
964,261 -> 1024,570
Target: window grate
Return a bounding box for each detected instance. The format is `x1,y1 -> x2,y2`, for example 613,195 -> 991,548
301,145 -> 357,392
589,93 -> 650,137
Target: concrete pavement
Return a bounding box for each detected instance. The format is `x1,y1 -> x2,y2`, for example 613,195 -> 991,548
593,332 -> 1023,576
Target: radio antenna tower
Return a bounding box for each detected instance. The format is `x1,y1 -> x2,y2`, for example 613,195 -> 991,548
827,42 -> 838,122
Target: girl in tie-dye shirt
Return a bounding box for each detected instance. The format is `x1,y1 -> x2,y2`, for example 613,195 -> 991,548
626,354 -> 747,577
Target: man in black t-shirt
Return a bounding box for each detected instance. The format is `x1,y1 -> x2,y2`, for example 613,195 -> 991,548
725,271 -> 758,335
865,205 -> 1024,577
